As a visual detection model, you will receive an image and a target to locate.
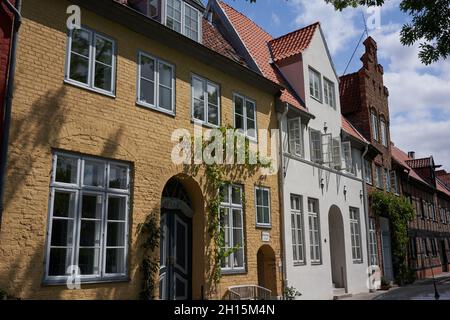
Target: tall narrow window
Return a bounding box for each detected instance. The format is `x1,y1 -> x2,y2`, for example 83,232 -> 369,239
137,52 -> 175,113
166,0 -> 182,32
342,141 -> 353,173
364,159 -> 373,184
184,3 -> 200,42
368,218 -> 378,266
332,138 -> 342,170
308,198 -> 321,264
409,237 -> 417,259
45,153 -> 129,282
66,28 -> 116,95
390,170 -> 399,194
309,68 -> 322,101
192,75 -> 220,126
371,111 -> 379,141
220,185 -> 245,272
375,165 -> 383,189
323,78 -> 336,109
130,0 -> 159,18
350,207 -> 362,263
291,195 -> 305,265
309,129 -> 323,164
288,118 -> 303,157
255,187 -> 271,227
165,0 -> 201,42
234,94 -> 257,140
380,119 -> 388,147
385,169 -> 391,192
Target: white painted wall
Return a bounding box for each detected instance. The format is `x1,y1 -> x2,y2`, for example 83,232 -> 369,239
280,28 -> 370,300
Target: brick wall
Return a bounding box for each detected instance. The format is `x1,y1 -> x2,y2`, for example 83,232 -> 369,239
0,0 -> 282,299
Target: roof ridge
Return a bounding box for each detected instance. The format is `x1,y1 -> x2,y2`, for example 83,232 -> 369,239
269,21 -> 320,44
217,0 -> 273,39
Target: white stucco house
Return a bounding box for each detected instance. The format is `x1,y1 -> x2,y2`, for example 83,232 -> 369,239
209,0 -> 371,299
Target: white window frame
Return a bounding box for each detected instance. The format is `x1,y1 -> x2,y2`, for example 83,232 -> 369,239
220,184 -> 245,273
291,194 -> 305,265
288,117 -> 303,157
385,169 -> 391,192
368,218 -> 378,266
44,152 -> 130,283
391,170 -> 399,195
342,140 -> 353,173
191,74 -> 220,127
309,67 -> 322,102
137,51 -> 176,115
323,77 -> 336,109
65,27 -> 116,96
375,165 -> 383,189
380,118 -> 388,147
309,129 -> 323,164
308,198 -> 322,264
371,111 -> 379,142
364,159 -> 373,185
165,0 -> 202,43
350,207 -> 363,263
233,93 -> 258,141
255,186 -> 271,228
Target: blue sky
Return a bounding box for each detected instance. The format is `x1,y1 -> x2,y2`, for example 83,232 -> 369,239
212,0 -> 450,171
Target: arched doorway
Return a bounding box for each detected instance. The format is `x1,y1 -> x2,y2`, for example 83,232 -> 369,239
257,245 -> 278,296
159,177 -> 194,300
328,205 -> 347,292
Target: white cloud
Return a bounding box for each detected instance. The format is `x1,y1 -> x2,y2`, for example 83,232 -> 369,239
271,12 -> 280,26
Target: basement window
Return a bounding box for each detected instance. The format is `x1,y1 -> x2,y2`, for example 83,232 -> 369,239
65,27 -> 116,96
45,152 -> 130,283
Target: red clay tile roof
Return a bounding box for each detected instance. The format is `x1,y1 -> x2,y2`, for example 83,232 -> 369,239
437,170 -> 450,187
406,157 -> 433,169
202,19 -> 247,66
437,179 -> 450,196
268,23 -> 319,62
391,145 -> 430,186
217,0 -> 307,111
342,116 -> 368,143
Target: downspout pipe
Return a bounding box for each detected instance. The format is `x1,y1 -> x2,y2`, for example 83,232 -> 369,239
0,0 -> 22,230
277,102 -> 289,298
360,144 -> 374,291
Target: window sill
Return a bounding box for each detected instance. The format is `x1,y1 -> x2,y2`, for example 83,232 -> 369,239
293,262 -> 306,267
191,118 -> 220,129
311,262 -> 322,266
64,79 -> 116,98
353,260 -> 364,264
221,269 -> 247,276
256,223 -> 272,230
136,101 -> 176,117
43,276 -> 130,286
310,95 -> 323,104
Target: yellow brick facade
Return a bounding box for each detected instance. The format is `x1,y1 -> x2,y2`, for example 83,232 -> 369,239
0,0 -> 282,299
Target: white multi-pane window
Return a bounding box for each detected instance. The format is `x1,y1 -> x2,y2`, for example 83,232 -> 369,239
371,111 -> 379,141
375,165 -> 383,189
323,78 -> 336,109
137,52 -> 175,114
45,152 -> 130,282
350,207 -> 362,263
234,94 -> 257,140
288,118 -> 303,157
131,0 -> 159,18
291,195 -> 305,265
368,218 -> 378,266
220,184 -> 245,272
66,27 -> 116,95
255,187 -> 271,227
385,169 -> 391,192
166,0 -> 201,42
342,141 -> 353,173
380,119 -> 388,147
192,75 -> 220,126
309,129 -> 323,164
308,198 -> 321,264
364,159 -> 373,184
309,68 -> 322,101
390,170 -> 399,194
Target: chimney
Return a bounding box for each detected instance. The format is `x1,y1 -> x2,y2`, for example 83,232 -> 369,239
408,151 -> 415,159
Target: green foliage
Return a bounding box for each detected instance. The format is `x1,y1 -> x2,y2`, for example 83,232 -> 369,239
138,213 -> 160,300
323,0 -> 450,65
284,286 -> 302,300
190,126 -> 271,286
0,289 -> 7,300
370,190 -> 416,285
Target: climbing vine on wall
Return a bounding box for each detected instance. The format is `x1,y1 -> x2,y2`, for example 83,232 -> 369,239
370,190 -> 416,285
188,126 -> 272,288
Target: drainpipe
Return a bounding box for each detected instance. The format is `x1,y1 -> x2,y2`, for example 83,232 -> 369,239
0,0 -> 22,230
277,102 -> 289,298
360,144 -> 374,291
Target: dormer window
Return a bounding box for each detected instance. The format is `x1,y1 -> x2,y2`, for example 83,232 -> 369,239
130,0 -> 159,19
165,0 -> 201,42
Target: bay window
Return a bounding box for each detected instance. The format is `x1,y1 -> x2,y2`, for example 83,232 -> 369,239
45,152 -> 130,282
66,27 -> 116,95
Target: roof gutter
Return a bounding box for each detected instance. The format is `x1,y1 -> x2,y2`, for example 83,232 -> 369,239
0,0 -> 22,230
